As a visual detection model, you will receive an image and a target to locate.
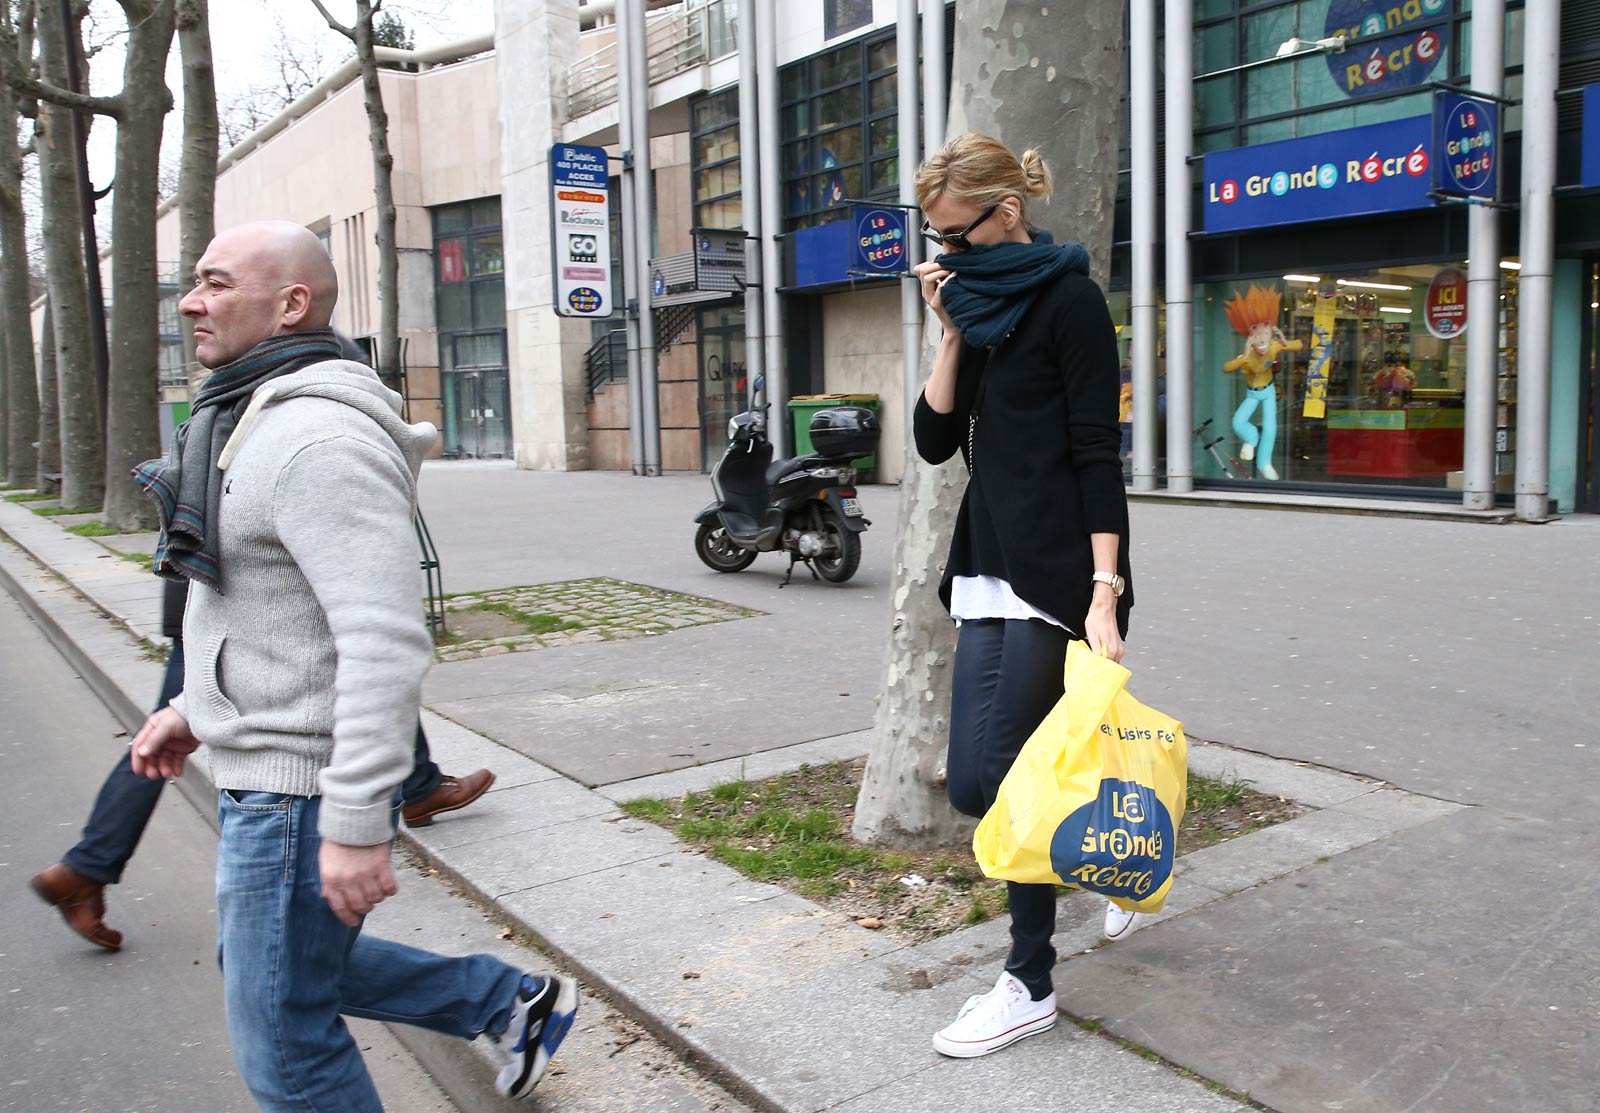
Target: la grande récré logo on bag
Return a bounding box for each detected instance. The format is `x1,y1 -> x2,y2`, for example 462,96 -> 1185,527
1048,779 -> 1175,900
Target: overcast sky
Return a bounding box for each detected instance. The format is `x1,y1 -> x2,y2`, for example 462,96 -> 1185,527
81,0 -> 496,183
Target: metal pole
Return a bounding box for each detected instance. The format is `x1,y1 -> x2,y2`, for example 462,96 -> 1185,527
1463,0 -> 1504,511
61,0 -> 107,438
627,0 -> 662,474
1515,0 -> 1558,521
756,0 -> 786,457
737,0 -> 764,414
921,0 -> 945,154
615,8 -> 646,474
1164,0 -> 1194,493
898,0 -> 922,432
1129,0 -> 1158,492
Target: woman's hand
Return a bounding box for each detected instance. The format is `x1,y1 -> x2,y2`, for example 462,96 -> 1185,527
915,259 -> 957,333
1084,592 -> 1124,663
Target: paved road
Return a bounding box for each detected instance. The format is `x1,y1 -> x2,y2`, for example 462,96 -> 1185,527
0,591 -> 458,1113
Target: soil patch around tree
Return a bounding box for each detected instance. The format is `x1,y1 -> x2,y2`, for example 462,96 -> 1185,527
621,758 -> 1305,943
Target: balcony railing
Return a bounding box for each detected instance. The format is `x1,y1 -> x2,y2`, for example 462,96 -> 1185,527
568,0 -> 736,119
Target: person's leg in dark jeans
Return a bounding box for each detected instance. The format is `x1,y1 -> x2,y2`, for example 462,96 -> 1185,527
32,640 -> 186,951
946,619 -> 1070,999
399,720 -> 497,828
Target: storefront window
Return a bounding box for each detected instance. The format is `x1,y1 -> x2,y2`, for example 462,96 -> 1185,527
689,87 -> 743,230
1191,263 -> 1514,490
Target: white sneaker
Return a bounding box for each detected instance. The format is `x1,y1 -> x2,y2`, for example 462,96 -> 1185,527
1258,460 -> 1279,480
1102,899 -> 1145,941
1239,442 -> 1255,461
931,971 -> 1056,1058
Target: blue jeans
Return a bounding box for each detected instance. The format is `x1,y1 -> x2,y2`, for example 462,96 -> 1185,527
948,619 -> 1071,1000
63,637 -> 440,886
62,642 -> 186,884
217,789 -> 523,1111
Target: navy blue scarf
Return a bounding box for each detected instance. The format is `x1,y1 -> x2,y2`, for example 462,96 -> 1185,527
938,230 -> 1090,349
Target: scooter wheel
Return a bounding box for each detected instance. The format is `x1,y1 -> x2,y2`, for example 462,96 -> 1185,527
695,523 -> 757,573
813,520 -> 861,584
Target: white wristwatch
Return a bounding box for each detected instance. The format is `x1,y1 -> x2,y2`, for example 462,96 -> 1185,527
1092,571 -> 1125,597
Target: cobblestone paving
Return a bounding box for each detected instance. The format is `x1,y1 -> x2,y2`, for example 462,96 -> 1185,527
435,576 -> 763,662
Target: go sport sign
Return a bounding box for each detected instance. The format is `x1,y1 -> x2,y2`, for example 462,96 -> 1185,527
550,144 -> 613,318
1202,114 -> 1433,234
1325,0 -> 1449,99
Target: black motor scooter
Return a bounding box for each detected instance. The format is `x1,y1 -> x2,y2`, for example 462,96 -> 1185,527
693,403 -> 879,585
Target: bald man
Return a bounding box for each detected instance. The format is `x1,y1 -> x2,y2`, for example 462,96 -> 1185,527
129,222 -> 576,1107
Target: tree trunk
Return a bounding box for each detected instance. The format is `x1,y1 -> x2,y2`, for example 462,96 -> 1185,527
0,18 -> 38,487
175,0 -> 215,387
34,0 -> 101,508
35,298 -> 59,489
99,0 -> 174,530
354,0 -> 398,386
852,0 -> 1126,847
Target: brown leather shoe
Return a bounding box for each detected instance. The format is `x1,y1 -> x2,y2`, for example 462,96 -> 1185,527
402,769 -> 496,828
30,863 -> 123,952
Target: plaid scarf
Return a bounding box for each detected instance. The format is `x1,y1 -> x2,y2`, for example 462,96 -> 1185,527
937,231 -> 1090,349
132,328 -> 344,591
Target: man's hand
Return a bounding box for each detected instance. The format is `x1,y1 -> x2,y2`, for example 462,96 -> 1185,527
131,706 -> 200,779
318,840 -> 398,926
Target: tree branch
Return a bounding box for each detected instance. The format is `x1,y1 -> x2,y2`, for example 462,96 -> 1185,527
0,18 -> 121,118
308,0 -> 355,42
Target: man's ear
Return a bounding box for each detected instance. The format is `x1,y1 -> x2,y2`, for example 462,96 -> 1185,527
281,283 -> 314,327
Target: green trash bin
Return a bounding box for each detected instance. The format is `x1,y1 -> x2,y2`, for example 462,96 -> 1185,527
788,393 -> 881,480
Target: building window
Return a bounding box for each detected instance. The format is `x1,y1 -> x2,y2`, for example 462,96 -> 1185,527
691,87 -> 743,230
780,29 -> 903,231
824,0 -> 872,41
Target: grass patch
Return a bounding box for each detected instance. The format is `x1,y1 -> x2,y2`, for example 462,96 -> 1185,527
108,548 -> 155,572
468,600 -> 585,637
4,491 -> 55,503
33,504 -> 99,517
65,521 -> 128,538
624,759 -> 1305,942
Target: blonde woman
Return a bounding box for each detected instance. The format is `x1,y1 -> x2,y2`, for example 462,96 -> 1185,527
912,133 -> 1134,1058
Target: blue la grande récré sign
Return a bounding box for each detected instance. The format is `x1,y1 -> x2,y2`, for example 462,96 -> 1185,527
1202,115 -> 1433,234
1324,0 -> 1449,99
1584,84 -> 1600,190
1432,92 -> 1498,200
852,208 -> 907,274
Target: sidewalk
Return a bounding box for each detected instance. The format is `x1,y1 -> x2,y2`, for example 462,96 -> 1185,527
4,466 -> 1597,1112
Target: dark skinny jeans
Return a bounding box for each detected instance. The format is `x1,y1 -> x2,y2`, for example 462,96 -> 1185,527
63,639 -> 442,885
947,618 -> 1070,1001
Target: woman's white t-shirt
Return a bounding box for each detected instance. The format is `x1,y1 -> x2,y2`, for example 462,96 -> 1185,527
950,574 -> 1076,635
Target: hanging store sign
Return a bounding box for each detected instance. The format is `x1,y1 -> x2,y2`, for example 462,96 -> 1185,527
693,228 -> 748,293
852,208 -> 909,275
1423,267 -> 1468,340
1432,92 -> 1499,200
1583,84 -> 1600,190
1324,0 -> 1449,99
1303,284 -> 1338,420
1201,115 -> 1432,234
550,144 -> 613,318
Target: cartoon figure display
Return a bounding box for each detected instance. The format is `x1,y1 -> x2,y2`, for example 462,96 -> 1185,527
1222,284 -> 1303,481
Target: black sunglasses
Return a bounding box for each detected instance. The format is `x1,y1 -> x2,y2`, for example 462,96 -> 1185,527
920,204 -> 999,252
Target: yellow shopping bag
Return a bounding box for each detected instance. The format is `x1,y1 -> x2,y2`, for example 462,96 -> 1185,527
973,640 -> 1188,914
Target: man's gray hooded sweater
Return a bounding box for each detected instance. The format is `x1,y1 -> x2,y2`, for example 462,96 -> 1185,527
168,359 -> 437,847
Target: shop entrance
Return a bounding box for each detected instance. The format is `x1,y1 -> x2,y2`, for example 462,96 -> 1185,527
442,331 -> 510,459
698,306 -> 747,473
1579,258 -> 1600,513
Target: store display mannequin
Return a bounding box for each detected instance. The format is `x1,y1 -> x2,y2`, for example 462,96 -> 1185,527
1222,284 -> 1303,481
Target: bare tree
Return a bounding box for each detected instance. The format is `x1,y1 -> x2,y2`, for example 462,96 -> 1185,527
175,0 -> 215,380
35,296 -> 56,484
852,2 -> 1127,847
311,0 -> 398,387
218,18 -> 330,149
32,0 -> 101,507
0,0 -> 39,486
0,0 -> 177,528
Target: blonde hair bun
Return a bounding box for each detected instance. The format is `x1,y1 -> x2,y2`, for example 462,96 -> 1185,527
1019,148 -> 1054,202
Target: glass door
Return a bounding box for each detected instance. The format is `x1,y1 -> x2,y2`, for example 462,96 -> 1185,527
1581,259 -> 1599,513
698,307 -> 747,473
445,331 -> 510,459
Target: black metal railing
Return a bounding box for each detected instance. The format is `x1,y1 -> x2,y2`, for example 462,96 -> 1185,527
586,328 -> 628,399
